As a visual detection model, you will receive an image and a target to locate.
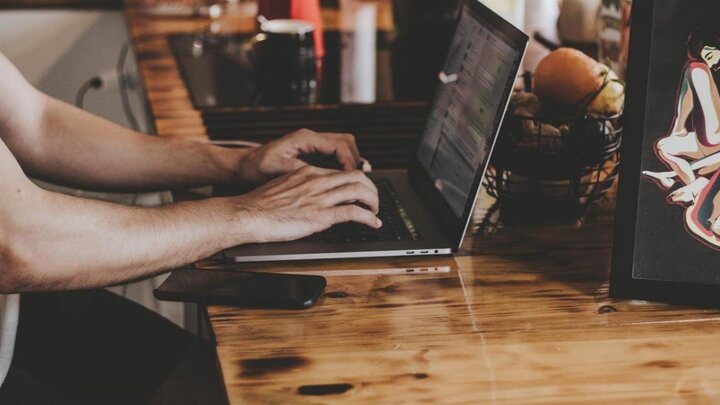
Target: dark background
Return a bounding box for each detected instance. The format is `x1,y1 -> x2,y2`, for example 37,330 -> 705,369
633,0 -> 720,285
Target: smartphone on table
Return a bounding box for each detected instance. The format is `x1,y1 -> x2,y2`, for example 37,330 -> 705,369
154,268 -> 326,310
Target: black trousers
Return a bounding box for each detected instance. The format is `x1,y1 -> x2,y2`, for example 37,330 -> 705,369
0,290 -> 228,405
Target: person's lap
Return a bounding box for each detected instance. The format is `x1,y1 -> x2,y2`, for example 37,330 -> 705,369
0,289 -> 227,405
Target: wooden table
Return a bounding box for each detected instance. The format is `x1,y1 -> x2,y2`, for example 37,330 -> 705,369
123,1 -> 720,403
204,209 -> 720,404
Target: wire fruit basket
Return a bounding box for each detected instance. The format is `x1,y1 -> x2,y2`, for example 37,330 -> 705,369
484,112 -> 622,225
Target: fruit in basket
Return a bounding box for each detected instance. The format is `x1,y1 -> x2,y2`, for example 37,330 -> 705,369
511,92 -> 560,135
534,48 -> 624,117
510,91 -> 542,117
491,51 -> 623,225
534,48 -> 605,109
509,92 -> 570,149
588,64 -> 625,117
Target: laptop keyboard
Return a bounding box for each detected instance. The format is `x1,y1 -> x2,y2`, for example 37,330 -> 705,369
318,179 -> 422,243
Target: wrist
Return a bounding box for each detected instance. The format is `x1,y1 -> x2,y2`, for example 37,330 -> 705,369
218,196 -> 262,246
213,146 -> 252,185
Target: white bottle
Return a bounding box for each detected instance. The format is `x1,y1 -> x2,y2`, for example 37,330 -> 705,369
340,0 -> 377,104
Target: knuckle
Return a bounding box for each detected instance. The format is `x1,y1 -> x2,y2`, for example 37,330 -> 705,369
347,205 -> 364,218
298,165 -> 315,175
350,169 -> 365,180
330,185 -> 350,199
333,206 -> 350,222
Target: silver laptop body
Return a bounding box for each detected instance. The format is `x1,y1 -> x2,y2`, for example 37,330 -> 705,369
225,0 -> 529,263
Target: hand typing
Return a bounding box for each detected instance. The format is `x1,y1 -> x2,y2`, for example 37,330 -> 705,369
231,165 -> 380,243
236,129 -> 361,186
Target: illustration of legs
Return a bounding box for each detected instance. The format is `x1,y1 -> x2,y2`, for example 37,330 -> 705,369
689,169 -> 720,240
648,133 -> 711,203
711,192 -> 720,236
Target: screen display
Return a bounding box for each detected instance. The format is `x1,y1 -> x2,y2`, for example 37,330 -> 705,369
417,4 -> 524,217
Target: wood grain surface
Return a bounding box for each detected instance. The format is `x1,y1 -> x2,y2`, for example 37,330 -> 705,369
205,213 -> 720,404
125,1 -> 720,403
125,0 -> 214,141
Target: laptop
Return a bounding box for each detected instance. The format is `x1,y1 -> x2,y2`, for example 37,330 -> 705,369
225,0 -> 529,263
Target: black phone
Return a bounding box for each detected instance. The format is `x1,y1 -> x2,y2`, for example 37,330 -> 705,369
154,268 -> 326,310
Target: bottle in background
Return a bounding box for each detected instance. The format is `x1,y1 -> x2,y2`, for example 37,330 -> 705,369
598,0 -> 631,78
340,0 -> 377,104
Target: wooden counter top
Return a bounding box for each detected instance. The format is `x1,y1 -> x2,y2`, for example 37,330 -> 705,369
204,212 -> 720,404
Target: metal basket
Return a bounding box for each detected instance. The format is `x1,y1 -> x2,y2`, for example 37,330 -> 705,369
484,112 -> 622,225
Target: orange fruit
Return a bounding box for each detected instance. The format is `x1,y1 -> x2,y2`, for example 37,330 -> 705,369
534,48 -> 605,111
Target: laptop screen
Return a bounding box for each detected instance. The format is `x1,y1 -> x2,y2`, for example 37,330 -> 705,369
416,2 -> 526,217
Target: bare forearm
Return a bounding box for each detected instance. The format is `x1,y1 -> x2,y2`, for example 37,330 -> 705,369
673,79 -> 693,133
3,187 -> 247,292
12,96 -> 246,192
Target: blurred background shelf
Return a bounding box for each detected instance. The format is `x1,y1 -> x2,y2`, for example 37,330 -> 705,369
169,29 -> 436,169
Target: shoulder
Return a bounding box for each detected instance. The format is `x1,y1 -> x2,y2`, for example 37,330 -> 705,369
688,62 -> 713,83
688,60 -> 711,72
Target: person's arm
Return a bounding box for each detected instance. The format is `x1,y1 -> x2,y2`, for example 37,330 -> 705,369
0,133 -> 381,293
0,52 -> 361,192
691,66 -> 720,143
671,74 -> 694,136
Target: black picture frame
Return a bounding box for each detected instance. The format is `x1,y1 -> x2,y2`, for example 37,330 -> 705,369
611,0 -> 720,307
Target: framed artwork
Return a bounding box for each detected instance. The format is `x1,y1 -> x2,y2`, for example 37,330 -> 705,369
611,0 -> 720,306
